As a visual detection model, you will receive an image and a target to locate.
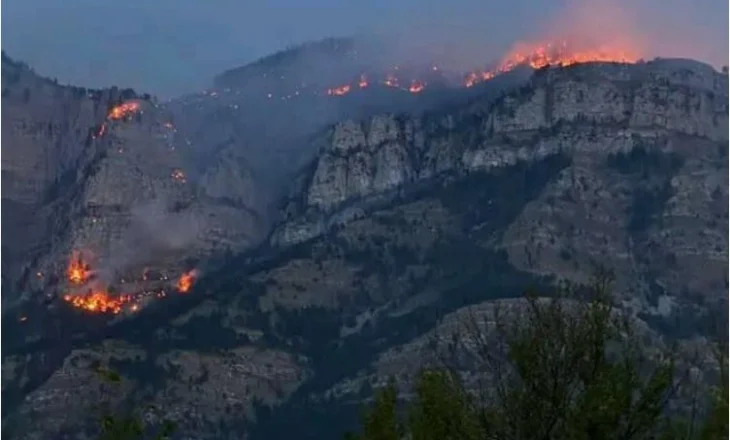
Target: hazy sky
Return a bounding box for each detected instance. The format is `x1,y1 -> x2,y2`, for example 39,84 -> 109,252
2,0 -> 727,97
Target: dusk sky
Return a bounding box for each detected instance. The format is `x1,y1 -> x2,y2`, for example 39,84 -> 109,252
2,0 -> 727,97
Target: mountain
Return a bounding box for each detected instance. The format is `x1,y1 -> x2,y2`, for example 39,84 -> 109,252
1,41 -> 727,440
1,39 -> 530,309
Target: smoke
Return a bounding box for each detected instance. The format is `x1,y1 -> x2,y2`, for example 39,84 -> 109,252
536,0 -> 726,66
2,0 -> 725,97
374,0 -> 726,72
95,199 -> 200,283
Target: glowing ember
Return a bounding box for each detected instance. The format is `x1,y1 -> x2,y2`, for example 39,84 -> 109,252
327,85 -> 351,96
60,254 -> 203,315
95,123 -> 107,138
384,74 -> 399,88
67,253 -> 91,285
464,40 -> 639,87
63,291 -> 133,315
171,169 -> 186,183
409,80 -> 426,94
176,270 -> 198,293
313,39 -> 639,94
464,71 -> 496,88
107,101 -> 140,120
502,40 -> 638,71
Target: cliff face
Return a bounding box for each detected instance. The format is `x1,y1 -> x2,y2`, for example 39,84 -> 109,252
273,58 -> 728,303
1,56 -> 267,309
2,57 -> 727,440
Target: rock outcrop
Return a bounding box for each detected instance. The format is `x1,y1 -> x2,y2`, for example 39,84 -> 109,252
2,56 -> 727,440
274,59 -> 727,247
271,58 -> 728,306
1,55 -> 267,308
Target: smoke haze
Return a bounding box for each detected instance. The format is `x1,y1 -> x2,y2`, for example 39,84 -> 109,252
2,0 -> 726,97
95,199 -> 200,284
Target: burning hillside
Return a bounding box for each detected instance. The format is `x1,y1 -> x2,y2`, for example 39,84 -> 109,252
93,100 -> 143,139
323,39 -> 641,94
107,101 -> 141,120
61,252 -> 199,316
234,38 -> 642,102
464,40 -> 641,87
67,252 -> 91,285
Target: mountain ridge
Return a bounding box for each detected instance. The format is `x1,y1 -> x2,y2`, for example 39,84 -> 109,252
1,48 -> 727,439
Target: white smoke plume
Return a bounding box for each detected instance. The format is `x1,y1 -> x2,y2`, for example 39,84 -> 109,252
95,198 -> 200,284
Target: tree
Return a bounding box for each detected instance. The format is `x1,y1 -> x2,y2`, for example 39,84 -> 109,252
408,370 -> 482,440
95,366 -> 176,440
346,271 -> 728,440
345,379 -> 402,440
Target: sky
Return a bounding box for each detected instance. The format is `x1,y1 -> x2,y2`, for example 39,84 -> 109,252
1,0 -> 727,98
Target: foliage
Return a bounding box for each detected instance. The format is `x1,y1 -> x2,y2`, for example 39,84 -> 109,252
346,272 -> 728,440
95,366 -> 176,440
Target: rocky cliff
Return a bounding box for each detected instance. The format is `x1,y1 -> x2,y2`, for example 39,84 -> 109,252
1,54 -> 267,310
1,56 -> 727,440
272,58 -> 728,303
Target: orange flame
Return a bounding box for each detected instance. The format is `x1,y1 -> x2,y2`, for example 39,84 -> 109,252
384,74 -> 399,88
312,39 -> 640,94
171,169 -> 186,183
327,85 -> 351,96
107,101 -> 140,120
95,123 -> 107,138
60,254 -> 202,315
464,40 -> 639,87
63,291 -> 133,315
176,270 -> 198,293
67,253 -> 91,285
409,80 -> 426,94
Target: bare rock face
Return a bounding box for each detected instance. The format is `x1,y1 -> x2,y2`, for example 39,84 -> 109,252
1,55 -> 267,308
4,340 -> 308,440
2,56 -> 727,440
271,58 -> 728,306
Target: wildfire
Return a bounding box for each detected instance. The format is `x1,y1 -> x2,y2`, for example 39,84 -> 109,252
67,253 -> 91,285
107,101 -> 140,120
60,249 -> 203,315
408,80 -> 426,94
171,169 -> 186,183
384,74 -> 399,88
327,85 -> 351,96
91,101 -> 141,140
176,270 -> 198,293
464,71 -> 496,88
309,39 -> 640,96
464,40 -> 640,87
63,291 -> 133,315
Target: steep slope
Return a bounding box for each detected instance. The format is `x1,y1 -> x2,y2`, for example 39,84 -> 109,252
1,54 -> 267,312
2,58 -> 726,440
167,38 -> 531,219
272,59 -> 728,305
